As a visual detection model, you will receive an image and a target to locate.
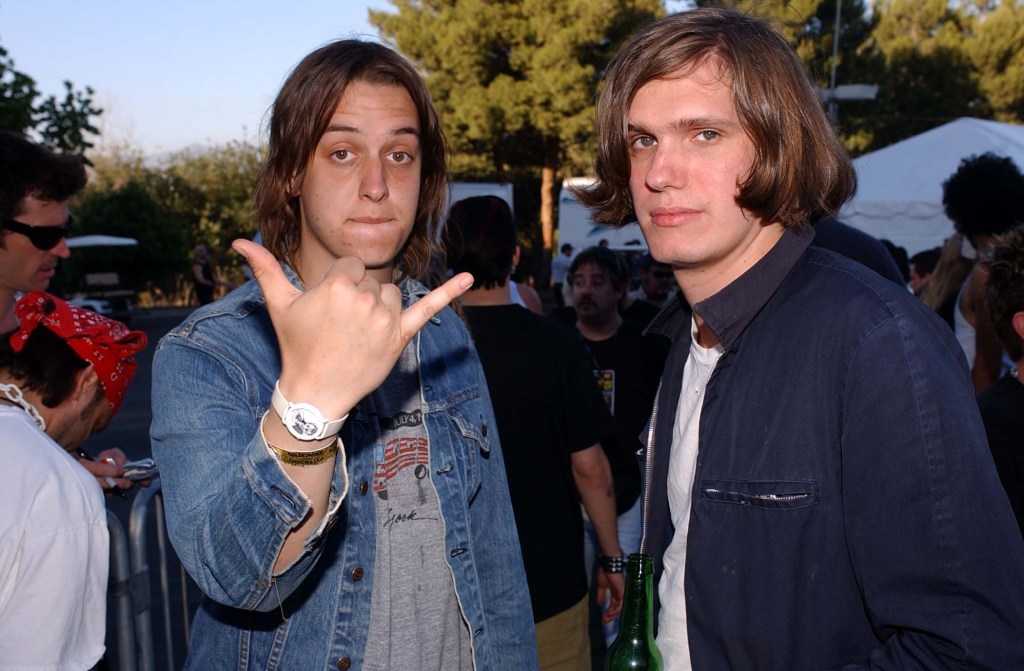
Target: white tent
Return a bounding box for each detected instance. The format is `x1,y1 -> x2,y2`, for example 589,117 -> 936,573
840,118 -> 1024,255
65,235 -> 138,248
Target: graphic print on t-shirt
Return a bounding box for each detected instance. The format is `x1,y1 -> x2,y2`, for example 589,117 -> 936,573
594,369 -> 616,415
379,409 -> 423,431
373,435 -> 429,502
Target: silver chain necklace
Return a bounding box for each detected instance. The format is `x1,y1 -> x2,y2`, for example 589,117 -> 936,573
0,382 -> 47,430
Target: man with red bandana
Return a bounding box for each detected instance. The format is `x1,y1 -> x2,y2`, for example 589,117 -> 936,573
0,291 -> 146,668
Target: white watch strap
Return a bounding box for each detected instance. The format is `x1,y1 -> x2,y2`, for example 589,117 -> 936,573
270,381 -> 347,441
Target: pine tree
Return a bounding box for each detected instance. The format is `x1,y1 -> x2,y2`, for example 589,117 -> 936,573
371,0 -> 663,251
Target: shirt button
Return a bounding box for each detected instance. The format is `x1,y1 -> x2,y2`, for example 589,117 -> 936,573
359,480 -> 368,495
351,566 -> 364,581
337,657 -> 351,670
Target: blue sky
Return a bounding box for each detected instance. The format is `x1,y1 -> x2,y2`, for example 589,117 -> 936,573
1,0 -> 388,153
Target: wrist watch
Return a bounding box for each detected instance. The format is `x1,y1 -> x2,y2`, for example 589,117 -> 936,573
270,381 -> 347,441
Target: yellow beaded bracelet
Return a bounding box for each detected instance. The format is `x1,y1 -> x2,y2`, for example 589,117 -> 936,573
266,439 -> 339,467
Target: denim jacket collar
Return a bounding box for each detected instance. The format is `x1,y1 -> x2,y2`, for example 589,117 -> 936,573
648,226 -> 815,348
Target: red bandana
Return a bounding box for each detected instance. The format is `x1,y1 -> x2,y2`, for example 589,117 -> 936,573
10,291 -> 147,413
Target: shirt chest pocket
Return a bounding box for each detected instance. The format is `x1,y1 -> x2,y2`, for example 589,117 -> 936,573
444,396 -> 494,503
698,479 -> 819,510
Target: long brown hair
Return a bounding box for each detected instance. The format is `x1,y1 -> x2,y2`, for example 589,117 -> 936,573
253,40 -> 449,280
577,7 -> 855,230
920,233 -> 974,311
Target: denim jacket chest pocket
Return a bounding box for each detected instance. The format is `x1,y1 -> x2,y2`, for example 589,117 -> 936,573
439,391 -> 494,505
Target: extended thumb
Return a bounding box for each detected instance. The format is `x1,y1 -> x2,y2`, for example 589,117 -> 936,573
232,238 -> 291,300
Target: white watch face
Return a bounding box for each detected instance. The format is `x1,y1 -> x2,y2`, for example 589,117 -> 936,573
284,404 -> 325,439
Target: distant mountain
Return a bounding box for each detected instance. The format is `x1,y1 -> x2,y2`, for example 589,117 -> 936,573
143,143 -> 214,167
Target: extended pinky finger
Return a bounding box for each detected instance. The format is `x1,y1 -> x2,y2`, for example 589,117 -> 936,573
399,272 -> 475,339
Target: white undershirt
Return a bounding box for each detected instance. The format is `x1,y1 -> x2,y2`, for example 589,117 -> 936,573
656,317 -> 723,670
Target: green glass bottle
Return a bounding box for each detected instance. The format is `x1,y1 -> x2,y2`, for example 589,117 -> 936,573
605,553 -> 663,671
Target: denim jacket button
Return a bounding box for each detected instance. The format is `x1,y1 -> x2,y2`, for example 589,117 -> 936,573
359,480 -> 368,495
351,566 -> 364,581
337,657 -> 351,670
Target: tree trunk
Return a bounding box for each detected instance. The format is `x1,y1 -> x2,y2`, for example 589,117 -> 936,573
540,164 -> 555,251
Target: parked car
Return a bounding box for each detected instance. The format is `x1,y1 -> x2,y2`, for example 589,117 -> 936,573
66,294 -> 113,316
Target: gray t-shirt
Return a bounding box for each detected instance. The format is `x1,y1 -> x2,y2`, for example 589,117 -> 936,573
362,344 -> 474,671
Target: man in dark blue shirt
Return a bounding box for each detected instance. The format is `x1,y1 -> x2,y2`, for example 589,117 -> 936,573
576,6 -> 1024,668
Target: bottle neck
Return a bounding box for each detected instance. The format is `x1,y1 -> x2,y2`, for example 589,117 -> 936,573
619,553 -> 655,634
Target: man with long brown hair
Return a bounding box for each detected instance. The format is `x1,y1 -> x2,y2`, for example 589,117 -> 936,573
150,41 -> 537,670
578,6 -> 1024,669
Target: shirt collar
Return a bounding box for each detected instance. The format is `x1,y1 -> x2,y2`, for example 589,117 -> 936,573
648,226 -> 815,348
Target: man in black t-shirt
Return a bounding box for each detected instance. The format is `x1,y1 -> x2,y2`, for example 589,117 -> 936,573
568,246 -> 668,645
622,253 -> 676,328
445,197 -> 625,670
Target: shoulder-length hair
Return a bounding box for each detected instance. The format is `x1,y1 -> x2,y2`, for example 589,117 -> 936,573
253,40 -> 448,279
578,7 -> 855,230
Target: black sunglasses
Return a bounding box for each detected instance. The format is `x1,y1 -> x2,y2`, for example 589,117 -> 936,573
1,215 -> 73,250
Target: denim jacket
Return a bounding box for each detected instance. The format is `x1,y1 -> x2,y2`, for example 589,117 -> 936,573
641,227 -> 1024,669
151,268 -> 538,670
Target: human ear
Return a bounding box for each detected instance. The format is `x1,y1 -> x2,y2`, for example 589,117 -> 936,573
73,364 -> 100,402
1011,311 -> 1024,344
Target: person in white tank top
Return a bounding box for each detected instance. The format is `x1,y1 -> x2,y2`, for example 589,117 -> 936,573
942,154 -> 1024,392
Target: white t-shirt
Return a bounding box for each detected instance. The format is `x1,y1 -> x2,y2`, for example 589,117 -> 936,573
0,406 -> 109,670
551,253 -> 572,284
656,318 -> 724,670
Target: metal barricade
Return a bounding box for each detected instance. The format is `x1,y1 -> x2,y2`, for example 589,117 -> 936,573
128,480 -> 192,671
106,510 -> 138,671
105,481 -> 193,670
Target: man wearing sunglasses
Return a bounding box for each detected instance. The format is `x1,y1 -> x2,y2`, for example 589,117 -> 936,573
0,132 -> 86,333
0,133 -> 138,495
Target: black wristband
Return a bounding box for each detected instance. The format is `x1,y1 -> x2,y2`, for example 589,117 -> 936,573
598,554 -> 626,573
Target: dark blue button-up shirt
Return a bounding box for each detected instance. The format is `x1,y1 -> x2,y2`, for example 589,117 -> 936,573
642,227 -> 1024,669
